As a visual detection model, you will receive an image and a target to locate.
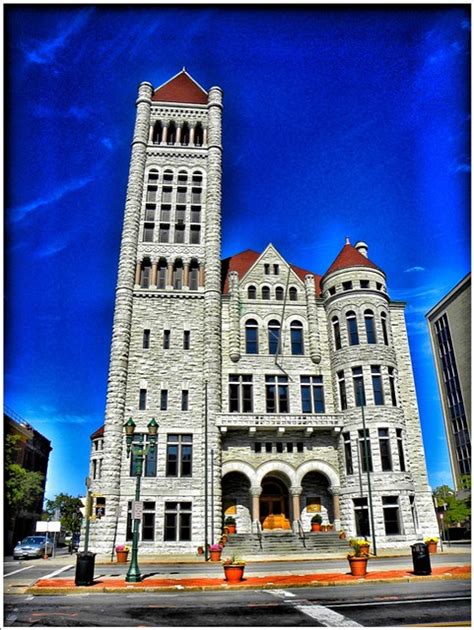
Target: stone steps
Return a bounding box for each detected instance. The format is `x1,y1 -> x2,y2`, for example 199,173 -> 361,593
223,532 -> 350,556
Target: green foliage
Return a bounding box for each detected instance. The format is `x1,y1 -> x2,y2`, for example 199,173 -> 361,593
45,494 -> 83,533
434,484 -> 471,527
224,516 -> 236,525
5,434 -> 45,515
460,475 -> 471,490
311,514 -> 322,524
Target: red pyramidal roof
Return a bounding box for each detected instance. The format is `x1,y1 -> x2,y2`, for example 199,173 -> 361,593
152,70 -> 208,104
90,425 -> 104,440
324,243 -> 380,277
221,250 -> 322,295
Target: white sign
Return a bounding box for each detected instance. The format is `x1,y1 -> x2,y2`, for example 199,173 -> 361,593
132,501 -> 143,520
36,520 -> 62,532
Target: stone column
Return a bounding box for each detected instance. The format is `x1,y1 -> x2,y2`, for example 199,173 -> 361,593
183,261 -> 190,288
134,261 -> 141,286
151,260 -> 158,288
229,271 -> 241,362
251,486 -> 261,524
148,124 -> 154,144
290,486 -> 303,530
189,123 -> 195,146
100,81 -> 153,554
167,261 -> 173,288
305,274 -> 321,364
203,126 -> 208,145
161,123 -> 168,145
176,123 -> 182,145
330,486 -> 341,530
199,263 -> 205,287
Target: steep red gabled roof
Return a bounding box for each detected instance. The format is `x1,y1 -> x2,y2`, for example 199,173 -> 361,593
90,425 -> 104,441
152,70 -> 208,104
221,250 -> 322,296
324,243 -> 380,277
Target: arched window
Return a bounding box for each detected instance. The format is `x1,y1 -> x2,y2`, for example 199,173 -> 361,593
289,287 -> 298,301
332,316 -> 342,350
140,259 -> 151,289
194,122 -> 203,146
167,121 -> 176,145
268,320 -> 281,355
262,286 -> 270,300
245,319 -> 258,354
157,258 -> 167,289
173,259 -> 183,289
181,122 -> 190,145
148,169 -> 159,183
177,170 -> 188,184
163,169 -> 174,183
346,311 -> 359,346
248,286 -> 256,299
381,312 -> 389,345
290,320 -> 304,355
275,287 -> 284,301
152,121 -> 162,144
364,310 -> 376,344
189,259 -> 199,291
192,171 -> 203,184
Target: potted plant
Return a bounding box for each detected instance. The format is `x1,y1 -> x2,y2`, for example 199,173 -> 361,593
347,538 -> 369,577
209,543 -> 223,562
223,555 -> 246,583
115,544 -> 130,563
338,530 -> 347,540
311,514 -> 322,532
197,546 -> 204,556
224,516 -> 237,534
424,536 -> 439,554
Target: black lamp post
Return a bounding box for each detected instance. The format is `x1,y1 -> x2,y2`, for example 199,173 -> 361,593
124,417 -> 158,583
358,382 -> 377,556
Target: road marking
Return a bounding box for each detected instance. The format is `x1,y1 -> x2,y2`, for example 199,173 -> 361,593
42,564 -> 74,580
265,589 -> 296,598
294,603 -> 362,627
331,596 -> 471,608
3,565 -> 34,578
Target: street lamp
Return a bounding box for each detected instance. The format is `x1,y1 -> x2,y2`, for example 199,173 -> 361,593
357,382 -> 377,556
123,417 -> 159,583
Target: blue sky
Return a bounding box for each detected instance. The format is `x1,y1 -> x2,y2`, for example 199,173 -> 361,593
5,6 -> 470,499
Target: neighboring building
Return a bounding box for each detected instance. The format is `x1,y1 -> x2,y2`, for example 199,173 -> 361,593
426,274 -> 471,491
4,410 -> 51,550
88,70 -> 438,555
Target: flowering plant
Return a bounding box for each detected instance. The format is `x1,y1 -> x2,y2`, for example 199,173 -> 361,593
424,536 -> 439,544
348,538 -> 370,557
209,543 -> 222,551
115,544 -> 130,552
223,554 -> 245,566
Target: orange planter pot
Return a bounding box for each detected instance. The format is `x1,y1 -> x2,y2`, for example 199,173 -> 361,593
226,525 -> 236,534
348,556 -> 368,577
209,550 -> 222,562
311,523 -> 321,532
427,542 -> 438,554
116,551 -> 129,563
223,564 -> 245,583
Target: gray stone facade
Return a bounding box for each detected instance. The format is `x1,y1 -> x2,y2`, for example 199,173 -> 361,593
88,71 -> 438,556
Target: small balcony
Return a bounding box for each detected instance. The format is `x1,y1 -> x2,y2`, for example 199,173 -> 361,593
216,413 -> 343,436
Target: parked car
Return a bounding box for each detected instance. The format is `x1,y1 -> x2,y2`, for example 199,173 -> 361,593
13,536 -> 54,559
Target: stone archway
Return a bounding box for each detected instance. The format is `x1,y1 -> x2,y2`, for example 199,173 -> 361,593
259,475 -> 291,530
295,460 -> 341,530
221,461 -> 256,534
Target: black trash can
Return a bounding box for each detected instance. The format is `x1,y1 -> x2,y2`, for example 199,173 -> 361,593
75,551 -> 96,586
411,542 -> 431,575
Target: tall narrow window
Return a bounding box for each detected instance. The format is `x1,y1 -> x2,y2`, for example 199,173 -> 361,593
127,500 -> 156,540
166,435 -> 193,477
164,502 -> 192,541
381,312 -> 389,345
189,261 -> 199,289
264,264 -> 270,275
167,121 -> 176,144
130,434 -> 157,477
247,286 -> 256,299
396,428 -> 406,472
157,259 -> 167,289
262,286 -> 270,300
364,310 -> 376,344
194,122 -> 203,146
273,264 -> 280,275
378,428 -> 392,471
358,428 -> 373,472
159,223 -> 170,243
143,223 -> 154,242
353,498 -> 370,537
173,260 -> 183,289
228,375 -> 253,413
337,370 -> 347,411
300,376 -> 325,413
163,329 -> 170,349
268,320 -> 281,355
181,123 -> 190,145
332,316 -> 342,350
183,330 -> 190,350
289,287 -> 297,301
245,319 -> 258,354
152,121 -> 162,143
290,321 -> 304,355
160,389 -> 168,411
139,388 -> 147,410
265,375 -> 289,413
343,432 -> 353,475
143,329 -> 150,349
409,495 -> 419,531
140,260 -> 151,288
371,365 -> 384,405
382,496 -> 401,535
346,311 -> 359,345
352,367 -> 366,406
181,390 -> 189,411
388,367 -> 397,406
275,287 -> 284,301
174,224 -> 185,244
191,188 -> 202,204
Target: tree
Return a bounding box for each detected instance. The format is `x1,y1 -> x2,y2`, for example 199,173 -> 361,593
5,434 -> 45,515
434,484 -> 471,527
44,493 -> 83,533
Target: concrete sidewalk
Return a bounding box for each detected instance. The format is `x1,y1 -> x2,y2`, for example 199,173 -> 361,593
27,564 -> 470,595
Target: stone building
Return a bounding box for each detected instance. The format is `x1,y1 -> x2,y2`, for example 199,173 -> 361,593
88,70 -> 438,555
426,274 -> 471,491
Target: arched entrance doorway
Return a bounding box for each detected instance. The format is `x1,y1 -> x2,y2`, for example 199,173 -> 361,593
260,475 -> 291,530
222,471 -> 252,532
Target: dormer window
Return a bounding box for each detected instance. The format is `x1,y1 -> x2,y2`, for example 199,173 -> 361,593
262,286 -> 270,300
248,286 -> 256,299
343,281 -> 352,291
264,264 -> 270,275
275,287 -> 284,301
273,264 -> 279,275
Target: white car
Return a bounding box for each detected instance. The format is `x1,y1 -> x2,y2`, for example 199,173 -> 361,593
13,536 -> 54,559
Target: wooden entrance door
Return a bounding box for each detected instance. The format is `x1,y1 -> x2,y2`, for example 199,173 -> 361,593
259,479 -> 291,530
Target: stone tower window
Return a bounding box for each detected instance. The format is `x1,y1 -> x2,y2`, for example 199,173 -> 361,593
364,310 -> 376,344
378,428 -> 393,471
290,320 -> 304,355
189,260 -> 199,290
371,365 -> 384,405
245,319 -> 259,354
143,223 -> 154,243
247,285 -> 257,299
167,121 -> 177,145
268,320 -> 281,355
194,122 -> 204,146
152,121 -> 162,144
343,432 -> 353,475
139,388 -> 147,410
181,122 -> 190,146
163,169 -> 174,183
289,287 -> 297,301
148,169 -> 159,182
358,428 -> 373,472
157,258 -> 167,289
388,367 -> 397,406
275,287 -> 284,301
332,316 -> 342,351
337,370 -> 347,410
381,312 -> 389,345
173,260 -> 183,289
190,226 -> 201,244
177,170 -> 188,184
352,366 -> 365,406
262,286 -> 270,300
346,311 -> 359,346
140,259 -> 151,288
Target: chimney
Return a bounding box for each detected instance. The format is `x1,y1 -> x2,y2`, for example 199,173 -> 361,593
355,241 -> 368,258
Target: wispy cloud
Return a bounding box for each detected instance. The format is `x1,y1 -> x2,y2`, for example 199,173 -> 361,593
32,104 -> 92,120
9,175 -> 94,223
36,241 -> 69,258
454,163 -> 470,173
404,266 -> 425,273
21,8 -> 94,65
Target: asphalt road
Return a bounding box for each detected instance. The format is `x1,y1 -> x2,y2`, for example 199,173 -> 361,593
4,580 -> 471,626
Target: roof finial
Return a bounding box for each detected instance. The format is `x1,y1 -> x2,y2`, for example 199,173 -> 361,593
182,66 -> 186,72
345,236 -> 350,245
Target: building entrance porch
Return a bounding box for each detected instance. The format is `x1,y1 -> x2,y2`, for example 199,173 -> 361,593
259,477 -> 291,530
